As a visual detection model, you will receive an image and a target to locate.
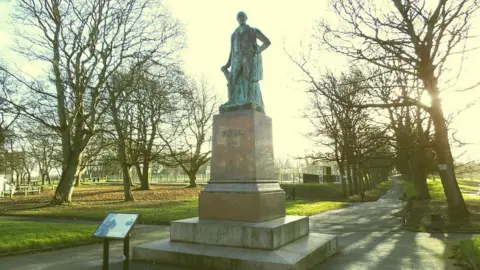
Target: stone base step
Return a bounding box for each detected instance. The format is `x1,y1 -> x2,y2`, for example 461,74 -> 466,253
133,233 -> 338,270
171,216 -> 309,250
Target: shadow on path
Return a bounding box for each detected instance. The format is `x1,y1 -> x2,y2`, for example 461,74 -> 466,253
311,179 -> 468,270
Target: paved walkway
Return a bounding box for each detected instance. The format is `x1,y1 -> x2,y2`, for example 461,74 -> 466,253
0,180 -> 476,269
311,179 -> 475,270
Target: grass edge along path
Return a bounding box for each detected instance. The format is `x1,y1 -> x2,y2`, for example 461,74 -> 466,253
401,179 -> 480,233
0,220 -> 97,256
1,199 -> 350,225
348,180 -> 393,202
0,180 -> 393,225
460,237 -> 480,270
0,181 -> 394,255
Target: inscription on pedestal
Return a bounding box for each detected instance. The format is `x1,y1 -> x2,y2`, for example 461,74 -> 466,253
222,129 -> 244,137
221,129 -> 243,147
210,110 -> 275,181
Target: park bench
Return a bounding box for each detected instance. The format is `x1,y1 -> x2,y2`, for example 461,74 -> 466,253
1,189 -> 16,198
17,187 -> 41,196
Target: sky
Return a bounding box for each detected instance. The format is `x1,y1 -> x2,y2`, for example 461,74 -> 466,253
1,0 -> 480,162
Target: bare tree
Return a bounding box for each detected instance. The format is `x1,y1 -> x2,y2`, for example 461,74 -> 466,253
0,64 -> 21,156
107,61 -> 185,199
128,66 -> 185,190
107,71 -> 136,201
3,130 -> 24,185
302,0 -> 479,216
2,0 -> 184,204
363,68 -> 433,199
160,78 -> 217,188
74,132 -> 110,186
16,120 -> 59,185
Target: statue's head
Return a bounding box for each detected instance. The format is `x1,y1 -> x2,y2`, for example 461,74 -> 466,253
237,11 -> 247,26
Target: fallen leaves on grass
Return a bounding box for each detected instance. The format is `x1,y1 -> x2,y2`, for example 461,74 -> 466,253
0,185 -> 203,224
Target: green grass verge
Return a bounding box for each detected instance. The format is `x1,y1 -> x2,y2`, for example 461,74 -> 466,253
2,200 -> 199,225
348,181 -> 393,202
460,237 -> 480,268
403,179 -> 480,233
2,199 -> 349,224
0,220 -> 97,254
1,180 -> 394,225
286,201 -> 349,216
404,178 -> 478,200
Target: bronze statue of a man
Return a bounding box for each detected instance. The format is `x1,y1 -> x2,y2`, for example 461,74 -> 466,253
220,11 -> 271,113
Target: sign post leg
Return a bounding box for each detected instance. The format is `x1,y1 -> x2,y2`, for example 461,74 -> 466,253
103,239 -> 109,270
123,236 -> 130,270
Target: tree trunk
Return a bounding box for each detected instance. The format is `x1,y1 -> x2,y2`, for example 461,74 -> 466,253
52,155 -> 79,205
129,173 -> 135,188
352,163 -> 359,195
363,173 -> 370,190
122,166 -> 134,202
136,162 -> 150,190
361,172 -> 367,191
346,164 -> 353,196
411,106 -> 431,199
187,173 -> 197,188
430,103 -> 468,216
424,73 -> 468,216
47,173 -> 51,185
408,158 -> 430,199
369,172 -> 375,187
338,162 -> 348,197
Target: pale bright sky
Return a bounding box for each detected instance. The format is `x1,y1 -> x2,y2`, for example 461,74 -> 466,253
1,0 -> 480,162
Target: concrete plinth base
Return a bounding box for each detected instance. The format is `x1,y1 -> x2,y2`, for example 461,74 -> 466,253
198,189 -> 286,222
170,216 -> 309,250
133,233 -> 338,270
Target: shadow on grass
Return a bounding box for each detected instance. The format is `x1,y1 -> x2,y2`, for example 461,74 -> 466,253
0,203 -> 52,212
1,199 -> 198,225
404,199 -> 480,233
405,200 -> 429,232
72,189 -> 123,199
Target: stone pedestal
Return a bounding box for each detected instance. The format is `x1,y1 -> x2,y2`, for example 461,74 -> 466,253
132,109 -> 338,269
199,109 -> 285,222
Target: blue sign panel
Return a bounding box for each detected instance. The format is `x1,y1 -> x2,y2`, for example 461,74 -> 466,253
93,213 -> 140,239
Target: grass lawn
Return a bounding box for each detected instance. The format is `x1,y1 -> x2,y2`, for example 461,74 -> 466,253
286,201 -> 349,216
0,186 -> 201,225
0,184 -> 358,224
402,179 -> 480,233
460,237 -> 480,269
0,220 -> 97,254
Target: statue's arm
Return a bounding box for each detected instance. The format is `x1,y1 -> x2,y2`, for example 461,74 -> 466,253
255,29 -> 271,53
225,49 -> 232,68
222,35 -> 234,71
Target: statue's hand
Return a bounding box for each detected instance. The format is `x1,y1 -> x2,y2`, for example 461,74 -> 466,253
221,66 -> 229,81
